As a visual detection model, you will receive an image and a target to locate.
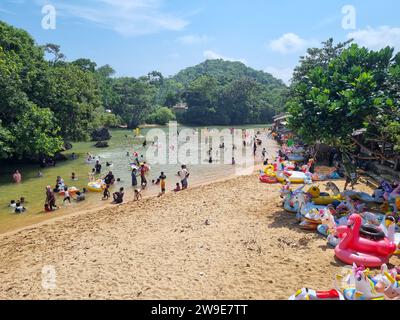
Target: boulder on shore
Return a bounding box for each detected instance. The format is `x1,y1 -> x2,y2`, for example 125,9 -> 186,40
63,141 -> 73,151
91,128 -> 112,141
94,141 -> 109,148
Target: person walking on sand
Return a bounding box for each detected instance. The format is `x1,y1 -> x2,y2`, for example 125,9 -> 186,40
13,170 -> 22,183
261,148 -> 266,160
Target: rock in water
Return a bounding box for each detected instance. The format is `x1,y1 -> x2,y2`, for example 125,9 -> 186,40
63,141 -> 73,151
91,128 -> 112,141
94,141 -> 109,148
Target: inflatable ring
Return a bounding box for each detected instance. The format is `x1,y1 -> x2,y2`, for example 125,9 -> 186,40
360,225 -> 385,241
87,181 -> 106,192
277,171 -> 308,184
58,187 -> 80,196
313,195 -> 344,205
260,176 -> 278,184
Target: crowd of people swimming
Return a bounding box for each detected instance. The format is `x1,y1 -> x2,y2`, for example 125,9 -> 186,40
8,127 -> 273,215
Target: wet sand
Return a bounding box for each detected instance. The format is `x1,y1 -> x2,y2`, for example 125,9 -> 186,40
1,174 -> 398,300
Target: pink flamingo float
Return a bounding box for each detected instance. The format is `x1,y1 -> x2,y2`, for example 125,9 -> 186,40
335,214 -> 397,268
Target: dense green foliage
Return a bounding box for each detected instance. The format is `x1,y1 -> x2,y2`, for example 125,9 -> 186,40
287,39 -> 400,154
146,107 -> 176,125
0,21 -> 287,161
174,60 -> 287,125
0,21 -> 116,160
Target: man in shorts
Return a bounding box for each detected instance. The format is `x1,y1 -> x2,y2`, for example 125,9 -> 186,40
178,165 -> 189,190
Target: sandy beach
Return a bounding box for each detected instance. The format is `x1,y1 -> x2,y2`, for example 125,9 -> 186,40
1,172 -> 398,300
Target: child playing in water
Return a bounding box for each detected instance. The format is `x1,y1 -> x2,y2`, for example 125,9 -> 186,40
63,187 -> 71,204
75,191 -> 86,202
15,200 -> 26,214
134,189 -> 142,201
174,183 -> 181,192
102,185 -> 110,200
89,168 -> 95,182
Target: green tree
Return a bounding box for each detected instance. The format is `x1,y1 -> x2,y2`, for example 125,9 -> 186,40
44,63 -> 103,141
0,121 -> 13,159
72,58 -> 97,73
13,104 -> 63,159
112,77 -> 156,128
182,75 -> 220,125
146,107 -> 176,125
287,41 -> 395,152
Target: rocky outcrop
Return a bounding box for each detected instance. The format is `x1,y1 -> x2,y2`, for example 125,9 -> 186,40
94,141 -> 109,148
91,128 -> 112,141
63,141 -> 73,151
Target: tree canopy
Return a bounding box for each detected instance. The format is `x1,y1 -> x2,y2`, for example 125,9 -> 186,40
287,39 -> 400,155
0,20 -> 288,161
175,60 -> 288,125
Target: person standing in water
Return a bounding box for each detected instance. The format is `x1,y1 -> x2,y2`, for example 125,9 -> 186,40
140,164 -> 148,189
178,165 -> 189,190
45,186 -> 57,211
95,161 -> 102,175
131,168 -> 138,187
63,187 -> 71,205
13,170 -> 22,183
159,172 -> 167,196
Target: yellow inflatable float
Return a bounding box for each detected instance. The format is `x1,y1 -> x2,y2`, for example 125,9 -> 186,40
276,171 -> 308,184
87,180 -> 106,192
264,165 -> 276,177
307,186 -> 344,205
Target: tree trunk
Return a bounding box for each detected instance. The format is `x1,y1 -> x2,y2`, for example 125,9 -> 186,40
351,137 -> 388,161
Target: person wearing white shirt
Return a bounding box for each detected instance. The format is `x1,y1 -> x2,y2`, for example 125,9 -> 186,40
178,165 -> 189,189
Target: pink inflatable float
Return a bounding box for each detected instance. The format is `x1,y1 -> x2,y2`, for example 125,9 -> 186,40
335,214 -> 396,268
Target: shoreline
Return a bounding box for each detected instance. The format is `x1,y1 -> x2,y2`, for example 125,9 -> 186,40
0,126 -> 276,235
0,162 -> 267,238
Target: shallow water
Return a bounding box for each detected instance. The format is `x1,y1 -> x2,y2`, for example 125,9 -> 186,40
0,125 -> 276,234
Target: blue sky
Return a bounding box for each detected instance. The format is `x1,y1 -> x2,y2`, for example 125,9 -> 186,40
1,0 -> 399,84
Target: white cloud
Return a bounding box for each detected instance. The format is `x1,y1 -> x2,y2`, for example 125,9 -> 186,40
35,0 -> 189,36
347,26 -> 400,51
203,50 -> 247,64
264,66 -> 293,85
177,34 -> 209,45
269,33 -> 315,54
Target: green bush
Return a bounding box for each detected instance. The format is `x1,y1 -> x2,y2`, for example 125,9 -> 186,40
146,107 -> 176,125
